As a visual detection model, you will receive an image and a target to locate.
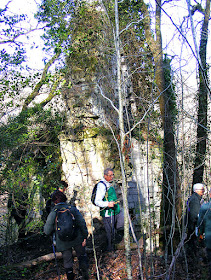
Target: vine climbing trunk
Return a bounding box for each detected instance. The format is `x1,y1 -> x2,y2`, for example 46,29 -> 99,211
155,0 -> 182,254
192,0 -> 210,185
141,0 -> 182,252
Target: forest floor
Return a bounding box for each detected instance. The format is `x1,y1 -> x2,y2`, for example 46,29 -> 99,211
0,231 -> 209,280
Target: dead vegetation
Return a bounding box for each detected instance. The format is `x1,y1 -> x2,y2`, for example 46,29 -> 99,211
0,232 -> 209,280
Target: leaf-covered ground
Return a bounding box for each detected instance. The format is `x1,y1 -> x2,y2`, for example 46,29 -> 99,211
0,232 -> 209,279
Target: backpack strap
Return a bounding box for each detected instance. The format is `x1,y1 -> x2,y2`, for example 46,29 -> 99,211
99,180 -> 107,189
98,181 -> 108,200
186,197 -> 191,213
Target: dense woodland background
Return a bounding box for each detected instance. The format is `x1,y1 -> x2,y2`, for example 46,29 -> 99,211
0,0 -> 211,279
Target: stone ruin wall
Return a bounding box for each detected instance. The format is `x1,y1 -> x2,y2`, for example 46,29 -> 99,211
59,134 -> 162,241
0,80 -> 162,247
0,132 -> 162,247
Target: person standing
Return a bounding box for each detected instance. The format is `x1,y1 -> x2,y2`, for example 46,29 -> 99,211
197,189 -> 211,280
185,183 -> 205,257
94,168 -> 124,251
44,191 -> 89,280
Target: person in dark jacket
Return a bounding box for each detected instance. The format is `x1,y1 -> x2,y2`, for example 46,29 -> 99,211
44,191 -> 89,280
197,189 -> 211,279
185,183 -> 205,257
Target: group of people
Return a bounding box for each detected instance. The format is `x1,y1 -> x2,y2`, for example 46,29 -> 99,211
186,183 -> 211,278
9,170 -> 211,279
44,168 -> 123,280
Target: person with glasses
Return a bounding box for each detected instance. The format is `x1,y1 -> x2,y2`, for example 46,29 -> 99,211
94,168 -> 124,251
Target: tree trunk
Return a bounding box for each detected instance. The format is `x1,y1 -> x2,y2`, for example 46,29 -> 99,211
114,1 -> 132,279
193,0 -> 210,184
160,57 -> 182,254
140,0 -> 182,252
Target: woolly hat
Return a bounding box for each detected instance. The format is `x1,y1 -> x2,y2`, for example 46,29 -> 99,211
193,183 -> 204,192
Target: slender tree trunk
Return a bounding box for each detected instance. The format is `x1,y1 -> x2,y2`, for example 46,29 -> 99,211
193,0 -> 210,184
154,0 -> 165,120
114,0 -> 132,278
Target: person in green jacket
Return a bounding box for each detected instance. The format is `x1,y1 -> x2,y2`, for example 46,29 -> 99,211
44,190 -> 89,280
197,189 -> 211,280
94,168 -> 124,251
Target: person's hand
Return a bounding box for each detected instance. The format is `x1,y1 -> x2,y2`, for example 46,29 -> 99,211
82,239 -> 86,247
108,201 -> 115,208
199,235 -> 204,242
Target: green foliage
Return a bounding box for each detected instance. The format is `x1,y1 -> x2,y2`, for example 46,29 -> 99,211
0,105 -> 65,199
0,49 -> 26,71
0,71 -> 38,100
0,5 -> 27,71
36,0 -> 75,51
0,104 -> 66,237
66,2 -> 106,76
26,219 -> 44,233
21,267 -> 28,277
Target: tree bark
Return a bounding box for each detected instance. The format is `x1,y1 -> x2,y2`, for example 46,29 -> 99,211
192,0 -> 210,184
114,1 -> 132,278
140,0 -> 182,252
13,252 -> 62,269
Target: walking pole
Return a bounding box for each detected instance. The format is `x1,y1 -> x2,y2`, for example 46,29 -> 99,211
113,205 -> 115,249
52,237 -> 61,280
110,212 -> 113,250
111,205 -> 115,251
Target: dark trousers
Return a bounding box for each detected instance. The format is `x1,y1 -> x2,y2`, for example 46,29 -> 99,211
206,248 -> 211,280
103,211 -> 124,250
62,243 -> 88,271
186,228 -> 198,257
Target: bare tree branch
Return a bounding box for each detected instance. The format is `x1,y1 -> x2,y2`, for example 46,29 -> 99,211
0,27 -> 43,45
96,83 -> 119,113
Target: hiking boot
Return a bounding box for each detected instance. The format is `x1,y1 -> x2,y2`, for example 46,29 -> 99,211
80,268 -> 89,280
79,259 -> 89,280
106,245 -> 114,252
66,268 -> 75,280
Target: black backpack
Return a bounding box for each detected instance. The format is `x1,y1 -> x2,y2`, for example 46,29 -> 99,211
91,181 -> 107,206
55,206 -> 77,241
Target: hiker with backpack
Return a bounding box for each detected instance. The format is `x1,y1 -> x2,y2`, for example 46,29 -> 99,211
94,168 -> 124,252
44,190 -> 89,280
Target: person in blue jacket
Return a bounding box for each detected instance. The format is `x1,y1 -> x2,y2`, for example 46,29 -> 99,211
197,189 -> 211,280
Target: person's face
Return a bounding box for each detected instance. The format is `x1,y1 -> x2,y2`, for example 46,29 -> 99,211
59,187 -> 66,193
196,187 -> 205,196
104,170 -> 114,182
